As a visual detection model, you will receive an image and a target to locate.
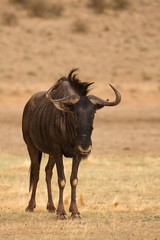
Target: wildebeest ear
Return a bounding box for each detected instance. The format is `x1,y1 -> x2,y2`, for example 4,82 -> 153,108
50,95 -> 80,112
88,96 -> 105,110
52,102 -> 73,112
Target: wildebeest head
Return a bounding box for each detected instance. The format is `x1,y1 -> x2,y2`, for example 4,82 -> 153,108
46,69 -> 121,155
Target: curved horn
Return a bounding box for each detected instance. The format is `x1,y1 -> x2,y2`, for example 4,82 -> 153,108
88,84 -> 121,107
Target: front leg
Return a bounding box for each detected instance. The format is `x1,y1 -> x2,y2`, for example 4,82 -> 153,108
56,153 -> 67,220
69,156 -> 81,218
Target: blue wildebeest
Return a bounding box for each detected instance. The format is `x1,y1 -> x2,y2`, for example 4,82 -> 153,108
22,69 -> 121,219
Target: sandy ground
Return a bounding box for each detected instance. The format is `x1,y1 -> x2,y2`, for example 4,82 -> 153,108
0,0 -> 160,159
0,102 -> 160,158
0,0 -> 160,157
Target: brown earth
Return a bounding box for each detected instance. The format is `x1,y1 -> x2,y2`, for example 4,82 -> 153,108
0,0 -> 160,158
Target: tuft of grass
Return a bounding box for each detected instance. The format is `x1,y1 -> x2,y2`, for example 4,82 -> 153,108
27,71 -> 37,77
9,0 -> 27,4
72,19 -> 89,33
11,89 -> 20,95
113,0 -> 130,10
1,12 -> 18,26
104,25 -> 110,32
87,0 -> 130,13
79,194 -> 85,206
10,0 -> 64,19
112,195 -> 119,207
142,71 -> 152,81
28,0 -> 64,18
87,0 -> 107,14
0,87 -> 4,93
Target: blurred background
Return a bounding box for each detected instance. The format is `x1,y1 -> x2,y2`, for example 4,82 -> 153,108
0,0 -> 160,158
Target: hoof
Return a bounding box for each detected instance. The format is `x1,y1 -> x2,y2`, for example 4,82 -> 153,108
25,202 -> 36,212
57,213 -> 68,220
71,213 -> 82,219
25,206 -> 35,212
47,203 -> 56,213
47,207 -> 56,213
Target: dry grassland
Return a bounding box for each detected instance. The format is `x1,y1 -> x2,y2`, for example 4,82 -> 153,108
0,154 -> 160,239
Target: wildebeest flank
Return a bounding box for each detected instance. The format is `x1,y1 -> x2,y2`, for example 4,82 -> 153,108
22,69 -> 121,219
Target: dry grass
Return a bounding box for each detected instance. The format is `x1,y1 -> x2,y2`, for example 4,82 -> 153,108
9,0 -> 27,4
87,0 -> 107,14
72,19 -> 89,33
0,154 -> 160,239
10,0 -> 64,18
1,12 -> 18,26
113,0 -> 130,10
28,1 -> 64,18
87,0 -> 130,13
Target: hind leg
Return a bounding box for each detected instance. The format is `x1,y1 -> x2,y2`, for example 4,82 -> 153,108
45,155 -> 56,212
26,144 -> 42,212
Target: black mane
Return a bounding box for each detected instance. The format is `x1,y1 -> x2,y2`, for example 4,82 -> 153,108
47,69 -> 94,101
67,69 -> 94,96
